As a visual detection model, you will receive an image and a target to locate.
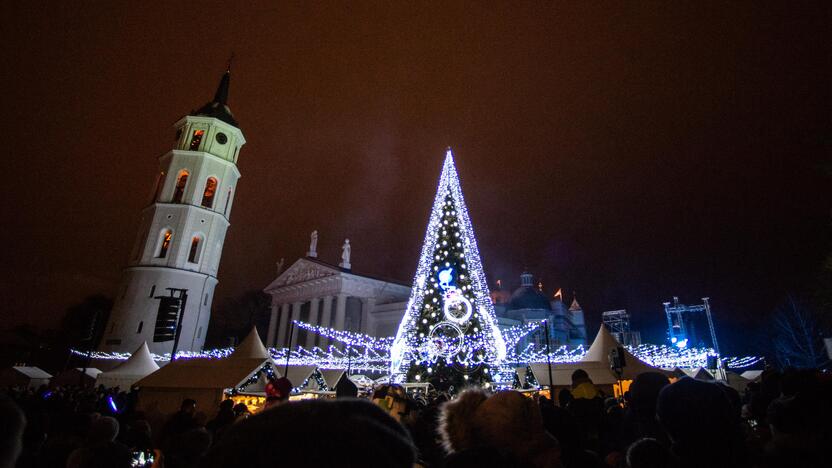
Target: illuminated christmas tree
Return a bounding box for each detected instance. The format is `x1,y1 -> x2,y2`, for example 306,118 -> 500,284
390,148 -> 506,389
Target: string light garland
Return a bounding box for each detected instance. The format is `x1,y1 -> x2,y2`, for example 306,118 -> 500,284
230,362 -> 277,395
74,317 -> 762,372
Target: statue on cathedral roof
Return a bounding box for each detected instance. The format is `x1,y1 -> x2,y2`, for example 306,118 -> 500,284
340,239 -> 351,269
307,230 -> 318,258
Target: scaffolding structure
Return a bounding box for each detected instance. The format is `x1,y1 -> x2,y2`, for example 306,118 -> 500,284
601,310 -> 642,346
662,297 -> 720,356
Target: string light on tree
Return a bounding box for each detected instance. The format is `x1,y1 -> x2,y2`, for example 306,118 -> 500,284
389,148 -> 507,388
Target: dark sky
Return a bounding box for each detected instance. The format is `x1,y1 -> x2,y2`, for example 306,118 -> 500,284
2,2 -> 829,354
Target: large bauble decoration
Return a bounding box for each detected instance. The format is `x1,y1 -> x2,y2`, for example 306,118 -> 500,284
428,322 -> 463,358
443,289 -> 472,324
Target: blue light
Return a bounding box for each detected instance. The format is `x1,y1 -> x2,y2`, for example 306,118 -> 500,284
675,339 -> 688,349
107,395 -> 119,413
438,267 -> 454,290
670,337 -> 677,344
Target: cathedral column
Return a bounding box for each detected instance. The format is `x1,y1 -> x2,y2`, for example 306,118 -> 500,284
288,302 -> 303,349
334,294 -> 348,347
266,303 -> 279,347
317,295 -> 334,349
276,303 -> 290,347
305,298 -> 320,349
360,297 -> 375,334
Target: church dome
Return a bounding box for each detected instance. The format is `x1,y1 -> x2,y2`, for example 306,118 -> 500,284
508,271 -> 552,311
509,288 -> 552,311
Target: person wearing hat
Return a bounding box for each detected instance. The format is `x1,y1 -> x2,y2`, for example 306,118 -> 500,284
263,377 -> 293,410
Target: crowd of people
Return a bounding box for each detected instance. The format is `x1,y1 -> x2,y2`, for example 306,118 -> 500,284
0,366 -> 829,467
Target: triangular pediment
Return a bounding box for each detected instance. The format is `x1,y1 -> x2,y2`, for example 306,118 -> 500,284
264,258 -> 340,291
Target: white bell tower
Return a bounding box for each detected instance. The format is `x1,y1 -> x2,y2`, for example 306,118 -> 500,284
100,68 -> 245,356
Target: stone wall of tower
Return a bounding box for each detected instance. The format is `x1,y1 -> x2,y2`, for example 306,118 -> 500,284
99,76 -> 245,356
104,268 -> 218,354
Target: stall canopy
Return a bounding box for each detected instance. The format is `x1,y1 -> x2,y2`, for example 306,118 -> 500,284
320,369 -> 346,391
51,368 -> 102,387
581,325 -> 658,378
724,371 -> 751,392
96,342 -> 160,389
306,370 -> 374,393
530,325 -> 667,387
516,367 -> 528,386
741,370 -> 763,382
281,365 -> 318,390
0,366 -> 52,389
682,367 -> 715,380
136,328 -> 278,415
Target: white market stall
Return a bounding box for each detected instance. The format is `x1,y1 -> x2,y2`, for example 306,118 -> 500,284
96,342 -> 160,390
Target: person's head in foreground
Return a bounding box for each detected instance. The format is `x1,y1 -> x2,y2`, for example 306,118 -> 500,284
440,389 -> 561,468
203,398 -> 415,468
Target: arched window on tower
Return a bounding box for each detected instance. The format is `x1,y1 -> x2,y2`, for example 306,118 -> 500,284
157,230 -> 173,258
152,171 -> 166,202
172,171 -> 189,203
201,177 -> 218,208
189,130 -> 205,150
223,187 -> 233,216
188,235 -> 203,264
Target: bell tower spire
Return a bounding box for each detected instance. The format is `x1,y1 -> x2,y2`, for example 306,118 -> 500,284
193,61 -> 238,128
99,65 -> 246,356
213,68 -> 230,105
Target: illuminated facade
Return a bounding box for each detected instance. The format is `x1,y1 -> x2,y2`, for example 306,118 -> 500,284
99,69 -> 245,355
263,256 -> 411,349
492,273 -> 587,352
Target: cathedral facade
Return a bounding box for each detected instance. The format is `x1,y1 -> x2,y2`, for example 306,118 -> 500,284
263,249 -> 411,349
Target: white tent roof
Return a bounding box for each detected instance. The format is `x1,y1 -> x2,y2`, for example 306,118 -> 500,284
320,369 -> 346,389
677,367 -> 714,380
346,374 -> 375,390
280,365 -> 317,388
530,361 -> 620,387
138,329 -> 275,390
96,342 -> 160,388
230,327 -> 270,360
516,366 -> 528,383
137,356 -> 273,389
76,368 -> 103,378
724,371 -> 750,391
581,326 -> 660,379
528,326 -> 669,387
12,366 -> 52,379
741,370 -> 763,381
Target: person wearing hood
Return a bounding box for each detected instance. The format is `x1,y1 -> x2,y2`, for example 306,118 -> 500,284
566,369 -> 605,455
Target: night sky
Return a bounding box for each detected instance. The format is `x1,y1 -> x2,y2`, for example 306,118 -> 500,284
2,2 -> 829,354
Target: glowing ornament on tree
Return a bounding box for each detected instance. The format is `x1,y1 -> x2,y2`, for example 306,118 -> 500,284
438,267 -> 454,290
443,289 -> 472,324
428,322 -> 464,357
